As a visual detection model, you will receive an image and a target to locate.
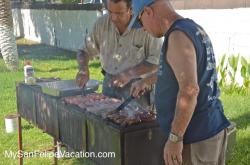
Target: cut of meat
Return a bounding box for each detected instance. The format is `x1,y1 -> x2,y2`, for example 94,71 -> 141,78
63,93 -> 122,117
63,93 -> 156,126
107,110 -> 155,126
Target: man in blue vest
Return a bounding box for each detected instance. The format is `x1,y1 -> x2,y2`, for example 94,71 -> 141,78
128,0 -> 230,164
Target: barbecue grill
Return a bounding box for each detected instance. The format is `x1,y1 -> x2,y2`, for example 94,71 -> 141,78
16,80 -> 236,165
16,80 -> 166,165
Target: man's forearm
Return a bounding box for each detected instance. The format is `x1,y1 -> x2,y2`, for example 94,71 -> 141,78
143,73 -> 158,86
125,61 -> 158,79
76,50 -> 90,70
171,85 -> 199,137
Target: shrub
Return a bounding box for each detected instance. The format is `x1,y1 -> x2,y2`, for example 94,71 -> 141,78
217,54 -> 250,95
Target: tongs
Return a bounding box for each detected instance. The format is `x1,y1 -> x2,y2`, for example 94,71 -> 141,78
115,95 -> 135,111
106,95 -> 135,116
105,77 -> 144,116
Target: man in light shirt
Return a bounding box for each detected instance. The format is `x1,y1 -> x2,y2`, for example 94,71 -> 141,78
76,0 -> 162,108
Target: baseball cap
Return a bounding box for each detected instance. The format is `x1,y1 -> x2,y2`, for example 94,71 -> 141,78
128,0 -> 155,29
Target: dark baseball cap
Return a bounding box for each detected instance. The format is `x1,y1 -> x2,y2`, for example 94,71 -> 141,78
128,0 -> 155,29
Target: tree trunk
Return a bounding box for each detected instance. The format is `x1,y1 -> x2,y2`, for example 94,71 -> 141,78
0,0 -> 19,71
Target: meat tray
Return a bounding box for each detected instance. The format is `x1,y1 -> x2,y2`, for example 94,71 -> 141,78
37,79 -> 99,97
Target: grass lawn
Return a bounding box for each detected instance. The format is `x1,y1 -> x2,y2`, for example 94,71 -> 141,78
0,39 -> 249,164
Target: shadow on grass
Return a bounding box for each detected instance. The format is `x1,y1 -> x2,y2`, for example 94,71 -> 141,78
35,66 -> 79,73
228,133 -> 250,165
71,158 -> 97,165
89,61 -> 101,69
230,111 -> 250,130
225,110 -> 250,164
17,44 -> 76,61
22,124 -> 34,130
17,44 -> 101,67
1,42 -> 102,72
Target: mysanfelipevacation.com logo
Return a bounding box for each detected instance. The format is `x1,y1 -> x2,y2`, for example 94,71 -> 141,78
4,150 -> 116,159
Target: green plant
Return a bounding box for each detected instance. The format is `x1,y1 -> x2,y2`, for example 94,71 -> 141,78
217,54 -> 250,95
217,54 -> 228,87
228,54 -> 240,86
240,56 -> 250,89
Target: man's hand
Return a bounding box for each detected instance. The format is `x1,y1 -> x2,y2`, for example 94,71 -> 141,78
164,140 -> 183,165
130,79 -> 150,98
76,69 -> 89,88
131,73 -> 157,97
112,72 -> 134,88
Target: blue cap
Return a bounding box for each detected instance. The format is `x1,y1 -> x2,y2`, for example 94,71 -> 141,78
128,0 -> 154,29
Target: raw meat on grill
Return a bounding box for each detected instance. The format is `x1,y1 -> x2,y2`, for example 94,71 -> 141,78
63,93 -> 121,109
63,93 -> 122,116
107,109 -> 156,126
63,93 -> 156,126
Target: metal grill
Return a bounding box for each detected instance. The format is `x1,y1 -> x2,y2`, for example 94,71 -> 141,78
16,82 -> 166,165
35,92 -> 59,139
57,102 -> 87,151
16,83 -> 37,124
86,113 -> 166,165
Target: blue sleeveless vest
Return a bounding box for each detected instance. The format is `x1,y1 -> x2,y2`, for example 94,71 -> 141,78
155,18 -> 230,144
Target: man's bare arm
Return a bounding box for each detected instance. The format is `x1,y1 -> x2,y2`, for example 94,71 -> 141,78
127,61 -> 158,78
113,61 -> 158,87
130,73 -> 157,97
167,30 -> 200,137
76,50 -> 91,87
76,49 -> 90,70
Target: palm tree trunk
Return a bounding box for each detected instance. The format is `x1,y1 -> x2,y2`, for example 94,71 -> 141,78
0,0 -> 19,71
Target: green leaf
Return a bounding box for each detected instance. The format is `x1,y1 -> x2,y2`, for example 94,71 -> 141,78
241,66 -> 246,78
216,66 -> 219,72
247,64 -> 250,76
243,79 -> 250,88
221,70 -> 226,78
228,56 -> 237,72
241,56 -> 248,67
234,55 -> 240,71
220,54 -> 226,67
228,56 -> 234,68
228,71 -> 233,79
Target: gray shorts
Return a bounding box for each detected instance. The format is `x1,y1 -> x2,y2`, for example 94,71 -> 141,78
182,129 -> 228,165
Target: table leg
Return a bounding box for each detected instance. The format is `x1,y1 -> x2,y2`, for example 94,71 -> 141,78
53,138 -> 58,165
17,115 -> 23,165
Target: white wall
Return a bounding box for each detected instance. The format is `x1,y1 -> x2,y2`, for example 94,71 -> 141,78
13,8 -> 250,58
12,9 -> 102,51
12,8 -> 250,85
178,8 -> 250,59
178,8 -> 250,85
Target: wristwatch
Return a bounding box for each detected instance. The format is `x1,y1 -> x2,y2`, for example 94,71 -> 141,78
169,132 -> 183,143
